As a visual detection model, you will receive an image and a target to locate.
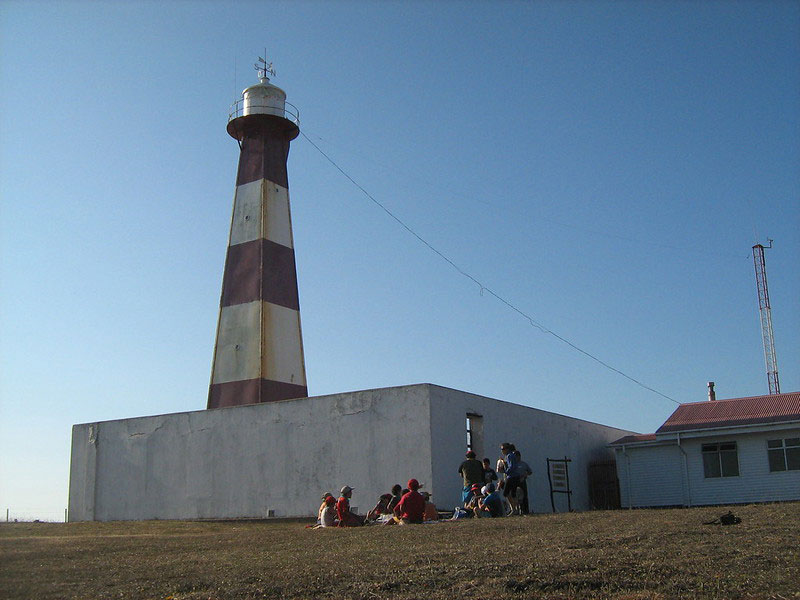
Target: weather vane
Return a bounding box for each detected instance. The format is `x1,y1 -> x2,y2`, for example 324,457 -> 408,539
254,51 -> 276,80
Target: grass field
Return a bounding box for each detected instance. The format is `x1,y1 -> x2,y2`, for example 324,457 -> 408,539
2,503 -> 798,599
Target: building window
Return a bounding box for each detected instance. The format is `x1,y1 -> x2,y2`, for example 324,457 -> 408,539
465,413 -> 483,458
702,442 -> 739,478
767,438 -> 800,472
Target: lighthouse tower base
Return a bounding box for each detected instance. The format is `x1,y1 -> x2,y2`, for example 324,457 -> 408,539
67,384 -> 630,521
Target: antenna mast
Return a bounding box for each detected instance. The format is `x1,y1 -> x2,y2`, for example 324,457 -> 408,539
752,240 -> 780,395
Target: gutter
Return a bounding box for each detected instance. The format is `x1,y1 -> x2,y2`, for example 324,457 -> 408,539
676,432 -> 692,507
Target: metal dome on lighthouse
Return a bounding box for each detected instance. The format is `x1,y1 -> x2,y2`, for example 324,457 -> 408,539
226,57 -> 300,140
208,56 -> 308,409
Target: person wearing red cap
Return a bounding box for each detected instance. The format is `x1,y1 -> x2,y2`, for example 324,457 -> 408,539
320,495 -> 338,527
464,482 -> 484,517
393,478 -> 426,524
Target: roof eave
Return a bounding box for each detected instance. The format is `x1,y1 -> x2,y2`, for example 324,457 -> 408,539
655,419 -> 800,438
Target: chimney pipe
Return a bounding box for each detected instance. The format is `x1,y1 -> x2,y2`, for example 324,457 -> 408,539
707,381 -> 716,402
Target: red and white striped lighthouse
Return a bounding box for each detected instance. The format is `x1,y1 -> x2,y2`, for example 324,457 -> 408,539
208,60 -> 308,409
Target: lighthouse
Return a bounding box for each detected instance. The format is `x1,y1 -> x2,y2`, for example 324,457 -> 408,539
207,59 -> 308,409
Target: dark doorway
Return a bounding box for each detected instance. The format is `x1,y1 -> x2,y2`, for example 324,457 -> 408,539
588,460 -> 620,509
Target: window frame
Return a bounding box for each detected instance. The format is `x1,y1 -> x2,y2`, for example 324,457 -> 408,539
767,437 -> 800,473
701,441 -> 740,478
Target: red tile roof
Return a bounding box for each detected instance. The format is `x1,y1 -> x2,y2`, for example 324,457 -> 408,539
656,392 -> 800,433
611,433 -> 657,445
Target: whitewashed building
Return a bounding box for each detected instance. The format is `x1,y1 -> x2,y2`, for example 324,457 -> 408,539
612,390 -> 800,508
68,384 -> 632,521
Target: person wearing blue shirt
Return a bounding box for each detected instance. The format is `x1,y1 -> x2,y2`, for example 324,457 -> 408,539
501,443 -> 522,514
479,483 -> 505,518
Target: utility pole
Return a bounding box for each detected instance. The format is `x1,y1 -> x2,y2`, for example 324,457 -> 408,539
752,240 -> 780,394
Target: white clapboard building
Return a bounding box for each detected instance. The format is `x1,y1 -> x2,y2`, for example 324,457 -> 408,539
612,390 -> 800,508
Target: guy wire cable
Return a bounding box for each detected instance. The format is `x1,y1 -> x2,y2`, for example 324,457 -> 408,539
301,130 -> 680,406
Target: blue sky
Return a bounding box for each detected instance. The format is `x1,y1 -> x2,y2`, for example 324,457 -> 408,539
1,0 -> 798,519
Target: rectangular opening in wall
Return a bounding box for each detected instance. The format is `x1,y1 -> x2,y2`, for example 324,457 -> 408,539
466,413 -> 484,460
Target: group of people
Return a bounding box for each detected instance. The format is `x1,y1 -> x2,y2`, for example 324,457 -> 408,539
456,442 -> 532,518
312,442 -> 532,528
315,478 -> 438,528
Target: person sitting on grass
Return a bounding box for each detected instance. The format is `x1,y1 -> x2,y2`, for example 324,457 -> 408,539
336,485 -> 364,527
367,493 -> 393,521
318,492 -> 334,524
320,495 -> 338,527
464,483 -> 483,517
393,478 -> 426,525
421,492 -> 439,521
478,483 -> 504,518
387,484 -> 403,513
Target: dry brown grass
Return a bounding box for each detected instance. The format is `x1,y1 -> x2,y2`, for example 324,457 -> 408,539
2,503 -> 799,599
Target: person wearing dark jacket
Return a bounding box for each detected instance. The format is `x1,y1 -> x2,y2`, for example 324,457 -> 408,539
515,450 -> 533,514
458,450 -> 484,504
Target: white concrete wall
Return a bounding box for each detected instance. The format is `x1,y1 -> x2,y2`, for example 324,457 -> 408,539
427,386 -> 633,513
615,428 -> 800,507
68,423 -> 99,520
68,384 -> 634,521
69,385 -> 433,521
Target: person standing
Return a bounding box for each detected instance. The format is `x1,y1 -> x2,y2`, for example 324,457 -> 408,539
501,443 -> 522,514
458,450 -> 484,505
483,458 -> 498,485
496,456 -> 506,483
515,450 -> 533,514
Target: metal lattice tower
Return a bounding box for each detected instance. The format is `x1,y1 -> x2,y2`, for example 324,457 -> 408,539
752,241 -> 780,395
